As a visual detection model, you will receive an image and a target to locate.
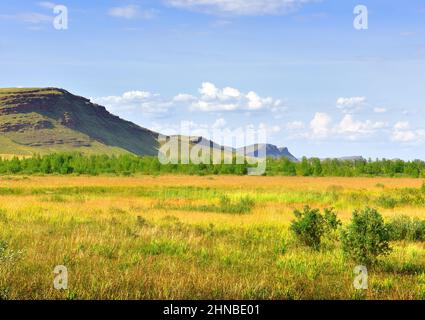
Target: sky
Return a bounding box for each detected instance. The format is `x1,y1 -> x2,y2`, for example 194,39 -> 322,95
0,0 -> 424,159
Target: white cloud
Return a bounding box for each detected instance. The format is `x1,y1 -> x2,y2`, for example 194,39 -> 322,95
109,5 -> 139,19
305,113 -> 388,140
286,121 -> 305,130
223,87 -> 241,98
374,107 -> 387,113
173,93 -> 196,102
199,82 -> 220,99
336,96 -> 366,114
190,82 -> 283,112
0,12 -> 53,24
310,112 -> 331,138
392,122 -> 425,143
92,91 -> 171,114
37,2 -> 57,9
270,125 -> 282,133
108,5 -> 156,20
93,82 -> 285,118
394,121 -> 410,130
392,130 -> 417,142
336,115 -> 387,139
165,0 -> 315,16
212,118 -> 227,129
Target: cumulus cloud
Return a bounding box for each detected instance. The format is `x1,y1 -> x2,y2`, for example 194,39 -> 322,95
212,118 -> 227,129
173,93 -> 197,102
335,115 -> 387,139
392,122 -> 425,143
165,0 -> 315,16
92,82 -> 284,116
91,90 -> 172,114
392,130 -> 418,142
310,112 -> 332,138
306,113 -> 388,140
336,96 -> 367,114
189,82 -> 283,112
394,121 -> 410,130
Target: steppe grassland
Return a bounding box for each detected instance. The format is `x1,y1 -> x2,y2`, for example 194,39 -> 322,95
0,175 -> 424,299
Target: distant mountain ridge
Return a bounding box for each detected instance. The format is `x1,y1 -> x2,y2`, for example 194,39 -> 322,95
238,144 -> 298,162
0,87 -> 298,161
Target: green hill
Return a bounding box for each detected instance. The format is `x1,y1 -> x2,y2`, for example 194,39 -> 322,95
0,88 -> 159,156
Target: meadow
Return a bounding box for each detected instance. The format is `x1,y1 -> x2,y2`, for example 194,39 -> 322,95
0,175 -> 425,300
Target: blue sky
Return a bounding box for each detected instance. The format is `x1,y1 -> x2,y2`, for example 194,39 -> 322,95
1,0 -> 425,159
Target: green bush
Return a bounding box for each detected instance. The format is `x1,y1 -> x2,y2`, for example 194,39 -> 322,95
290,206 -> 341,250
323,208 -> 342,232
387,215 -> 425,241
291,206 -> 324,250
341,207 -> 391,265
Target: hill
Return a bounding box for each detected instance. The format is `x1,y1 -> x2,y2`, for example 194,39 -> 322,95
0,87 -> 298,161
0,88 -> 159,156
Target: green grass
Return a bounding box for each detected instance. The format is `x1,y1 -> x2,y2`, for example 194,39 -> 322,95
0,176 -> 425,299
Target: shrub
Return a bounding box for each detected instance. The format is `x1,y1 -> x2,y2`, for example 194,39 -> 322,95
323,208 -> 342,232
291,206 -> 324,249
341,207 -> 391,265
387,215 -> 425,241
290,206 -> 342,249
291,206 -> 322,249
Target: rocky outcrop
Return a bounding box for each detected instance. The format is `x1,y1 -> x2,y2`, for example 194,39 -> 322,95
0,120 -> 53,132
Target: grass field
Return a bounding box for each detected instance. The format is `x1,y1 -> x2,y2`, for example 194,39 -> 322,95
0,175 -> 425,300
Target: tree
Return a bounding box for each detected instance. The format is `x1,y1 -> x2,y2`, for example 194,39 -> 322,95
341,207 -> 391,265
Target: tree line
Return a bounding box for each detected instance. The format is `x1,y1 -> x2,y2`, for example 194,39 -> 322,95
0,153 -> 424,177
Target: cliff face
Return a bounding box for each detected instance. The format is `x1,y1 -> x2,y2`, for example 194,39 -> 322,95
238,144 -> 298,161
0,88 -> 159,155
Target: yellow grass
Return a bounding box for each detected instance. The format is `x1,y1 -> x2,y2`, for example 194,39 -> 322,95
0,175 -> 424,300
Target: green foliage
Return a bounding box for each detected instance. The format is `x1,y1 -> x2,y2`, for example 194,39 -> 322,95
387,216 -> 425,241
269,157 -> 425,178
290,206 -> 341,250
323,208 -> 342,232
0,153 -> 425,177
341,208 -> 391,265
